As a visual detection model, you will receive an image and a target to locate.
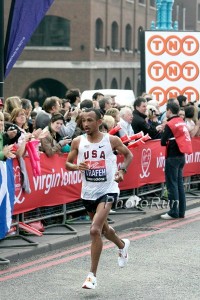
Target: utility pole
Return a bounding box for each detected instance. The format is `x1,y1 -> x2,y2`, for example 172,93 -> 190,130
0,0 -> 4,103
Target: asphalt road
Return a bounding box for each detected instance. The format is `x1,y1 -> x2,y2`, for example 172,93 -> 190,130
1,207 -> 200,300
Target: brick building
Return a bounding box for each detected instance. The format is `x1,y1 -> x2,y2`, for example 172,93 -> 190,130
173,0 -> 200,31
4,0 -> 157,103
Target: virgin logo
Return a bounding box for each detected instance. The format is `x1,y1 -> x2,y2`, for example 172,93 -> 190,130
140,148 -> 151,178
14,166 -> 25,204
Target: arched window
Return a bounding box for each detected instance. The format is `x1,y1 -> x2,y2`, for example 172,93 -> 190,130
124,78 -> 132,90
24,79 -> 67,103
125,24 -> 132,51
95,18 -> 103,49
110,78 -> 118,89
28,16 -> 70,47
95,79 -> 103,89
111,22 -> 119,50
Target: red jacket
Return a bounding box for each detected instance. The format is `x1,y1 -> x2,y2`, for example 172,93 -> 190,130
167,117 -> 193,154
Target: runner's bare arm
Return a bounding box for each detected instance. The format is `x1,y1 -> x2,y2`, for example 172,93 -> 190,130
65,137 -> 80,171
65,137 -> 90,171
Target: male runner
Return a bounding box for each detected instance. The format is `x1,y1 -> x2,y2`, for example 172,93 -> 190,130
66,108 -> 133,289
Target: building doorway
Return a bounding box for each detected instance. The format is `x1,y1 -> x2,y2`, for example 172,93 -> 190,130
23,78 -> 67,106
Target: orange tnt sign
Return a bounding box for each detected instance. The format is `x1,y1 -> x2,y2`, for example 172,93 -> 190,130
145,31 -> 200,107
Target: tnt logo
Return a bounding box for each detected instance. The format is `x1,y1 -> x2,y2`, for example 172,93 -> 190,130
148,35 -> 199,56
149,86 -> 199,106
148,61 -> 199,81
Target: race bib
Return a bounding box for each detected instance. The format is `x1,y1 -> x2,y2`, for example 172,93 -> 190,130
85,160 -> 107,182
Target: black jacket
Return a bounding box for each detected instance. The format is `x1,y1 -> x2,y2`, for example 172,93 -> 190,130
131,110 -> 161,139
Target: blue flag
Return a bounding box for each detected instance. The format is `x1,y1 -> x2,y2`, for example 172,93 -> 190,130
4,0 -> 54,77
0,160 -> 15,240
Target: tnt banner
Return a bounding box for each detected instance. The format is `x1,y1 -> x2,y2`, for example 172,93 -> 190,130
144,31 -> 200,108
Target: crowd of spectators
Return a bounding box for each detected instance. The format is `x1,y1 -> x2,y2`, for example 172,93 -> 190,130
0,89 -> 200,164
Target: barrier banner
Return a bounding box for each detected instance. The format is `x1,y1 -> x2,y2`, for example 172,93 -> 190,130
13,138 -> 200,215
13,154 -> 82,214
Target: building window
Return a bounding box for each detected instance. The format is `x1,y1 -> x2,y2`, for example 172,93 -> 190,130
198,4 -> 200,21
125,24 -> 132,51
111,78 -> 118,89
150,0 -> 155,7
124,78 -> 132,90
95,79 -> 103,89
139,0 -> 145,4
28,16 -> 70,47
111,22 -> 119,50
95,18 -> 103,49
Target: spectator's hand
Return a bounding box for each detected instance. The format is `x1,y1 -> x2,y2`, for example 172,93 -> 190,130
64,109 -> 70,120
70,107 -> 79,120
156,124 -> 164,132
24,133 -> 32,142
3,145 -> 16,159
32,128 -> 48,140
59,138 -> 72,147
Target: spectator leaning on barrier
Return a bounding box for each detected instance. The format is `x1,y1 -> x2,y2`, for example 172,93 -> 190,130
9,108 -> 32,157
65,108 -> 133,290
160,101 -> 193,220
40,113 -> 72,157
131,97 -> 163,139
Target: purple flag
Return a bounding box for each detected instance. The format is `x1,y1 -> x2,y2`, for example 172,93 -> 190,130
4,0 -> 54,77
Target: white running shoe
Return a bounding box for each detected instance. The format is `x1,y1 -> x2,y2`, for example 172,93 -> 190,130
161,213 -> 175,220
118,239 -> 130,268
82,272 -> 97,289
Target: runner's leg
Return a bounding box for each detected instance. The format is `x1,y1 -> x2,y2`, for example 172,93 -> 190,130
102,221 -> 124,249
88,202 -> 112,276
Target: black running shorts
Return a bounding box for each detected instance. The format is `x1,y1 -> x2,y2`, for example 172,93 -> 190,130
82,193 -> 118,213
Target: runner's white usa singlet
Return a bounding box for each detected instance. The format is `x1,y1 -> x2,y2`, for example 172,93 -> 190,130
77,133 -> 119,200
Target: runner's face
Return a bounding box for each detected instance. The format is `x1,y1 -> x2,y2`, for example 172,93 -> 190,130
81,111 -> 101,135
